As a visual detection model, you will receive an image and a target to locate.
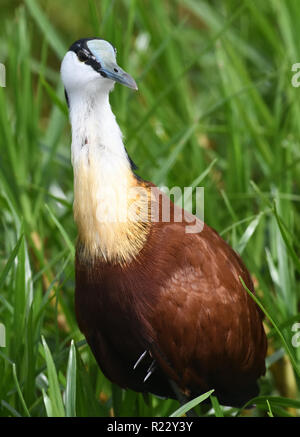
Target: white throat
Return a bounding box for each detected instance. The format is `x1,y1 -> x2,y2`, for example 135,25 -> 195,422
69,85 -> 130,169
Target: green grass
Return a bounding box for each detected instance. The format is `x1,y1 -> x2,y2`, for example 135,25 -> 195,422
0,0 -> 300,417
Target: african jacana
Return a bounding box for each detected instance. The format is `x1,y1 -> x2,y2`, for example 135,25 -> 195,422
61,38 -> 267,408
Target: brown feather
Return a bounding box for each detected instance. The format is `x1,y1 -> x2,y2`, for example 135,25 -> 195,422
75,182 -> 267,406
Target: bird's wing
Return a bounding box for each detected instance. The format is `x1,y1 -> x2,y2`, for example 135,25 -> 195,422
147,218 -> 267,401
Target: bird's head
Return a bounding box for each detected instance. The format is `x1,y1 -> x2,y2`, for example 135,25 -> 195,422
61,38 -> 138,97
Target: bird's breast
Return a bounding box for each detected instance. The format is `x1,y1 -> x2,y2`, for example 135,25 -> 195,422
73,147 -> 152,264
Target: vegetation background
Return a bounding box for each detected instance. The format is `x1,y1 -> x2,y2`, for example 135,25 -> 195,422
0,0 -> 300,417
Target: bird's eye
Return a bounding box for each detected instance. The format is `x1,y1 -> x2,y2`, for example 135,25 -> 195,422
78,50 -> 88,62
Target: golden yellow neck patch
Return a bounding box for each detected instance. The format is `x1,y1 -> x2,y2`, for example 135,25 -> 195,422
73,145 -> 151,265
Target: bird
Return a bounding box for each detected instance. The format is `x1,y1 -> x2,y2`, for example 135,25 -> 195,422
60,37 -> 267,409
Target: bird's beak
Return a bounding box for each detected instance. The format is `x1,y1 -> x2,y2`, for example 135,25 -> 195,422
100,62 -> 138,91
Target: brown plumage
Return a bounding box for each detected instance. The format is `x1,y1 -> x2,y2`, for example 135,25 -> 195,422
75,185 -> 267,407
61,37 -> 268,409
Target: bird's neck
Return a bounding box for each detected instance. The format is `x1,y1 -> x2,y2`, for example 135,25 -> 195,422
69,90 -> 150,265
69,90 -> 128,168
